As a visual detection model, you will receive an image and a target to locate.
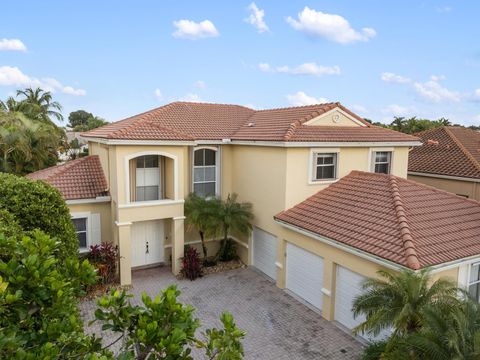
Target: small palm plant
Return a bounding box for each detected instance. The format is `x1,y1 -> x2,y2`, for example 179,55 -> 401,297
352,268 -> 461,339
184,193 -> 221,260
215,193 -> 253,262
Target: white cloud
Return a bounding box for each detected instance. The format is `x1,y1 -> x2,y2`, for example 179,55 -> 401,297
474,89 -> 480,99
154,88 -> 163,100
436,6 -> 452,13
172,19 -> 219,40
245,3 -> 269,33
286,7 -> 376,44
286,91 -> 328,106
180,93 -> 202,102
413,78 -> 461,103
381,72 -> 411,84
0,66 -> 86,96
381,104 -> 412,116
0,38 -> 27,52
194,80 -> 206,89
259,62 -> 340,77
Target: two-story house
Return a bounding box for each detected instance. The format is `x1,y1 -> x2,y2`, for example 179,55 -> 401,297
29,102 -> 480,338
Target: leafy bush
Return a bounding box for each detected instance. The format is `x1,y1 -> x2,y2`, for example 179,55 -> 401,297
0,229 -> 106,359
220,238 -> 238,262
88,242 -> 119,284
94,285 -> 245,359
181,245 -> 203,280
0,172 -> 78,257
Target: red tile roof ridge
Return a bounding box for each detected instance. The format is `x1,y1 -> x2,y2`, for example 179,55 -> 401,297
444,126 -> 480,174
252,102 -> 336,112
171,101 -> 253,109
388,175 -> 421,270
142,118 -> 196,140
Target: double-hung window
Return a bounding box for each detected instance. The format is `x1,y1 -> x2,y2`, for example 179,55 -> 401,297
72,217 -> 88,251
372,151 -> 392,174
193,148 -> 217,197
135,155 -> 161,201
469,264 -> 480,302
312,153 -> 337,181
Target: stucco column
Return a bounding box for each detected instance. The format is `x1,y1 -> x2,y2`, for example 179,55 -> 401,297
116,221 -> 132,286
171,216 -> 185,275
322,259 -> 336,321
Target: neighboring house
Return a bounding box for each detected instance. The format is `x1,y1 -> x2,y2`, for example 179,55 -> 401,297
408,126 -> 480,200
58,130 -> 88,161
28,101 -> 480,336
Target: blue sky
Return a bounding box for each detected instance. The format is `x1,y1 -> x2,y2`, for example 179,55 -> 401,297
1,1 -> 479,126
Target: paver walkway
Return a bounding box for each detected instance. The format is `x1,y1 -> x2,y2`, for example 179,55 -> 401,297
80,267 -> 363,359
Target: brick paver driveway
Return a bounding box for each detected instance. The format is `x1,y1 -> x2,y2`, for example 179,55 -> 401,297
80,267 -> 362,359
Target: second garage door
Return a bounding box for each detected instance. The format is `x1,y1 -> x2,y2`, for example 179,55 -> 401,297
252,227 -> 277,280
286,243 -> 324,311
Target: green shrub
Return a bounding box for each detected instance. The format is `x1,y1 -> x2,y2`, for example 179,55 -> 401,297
220,238 -> 238,262
0,172 -> 78,257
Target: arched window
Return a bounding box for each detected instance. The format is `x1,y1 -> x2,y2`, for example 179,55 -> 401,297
193,148 -> 217,197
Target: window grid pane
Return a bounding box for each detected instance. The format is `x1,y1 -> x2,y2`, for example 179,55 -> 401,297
373,152 -> 391,174
72,217 -> 88,249
193,149 -> 217,197
313,153 -> 337,180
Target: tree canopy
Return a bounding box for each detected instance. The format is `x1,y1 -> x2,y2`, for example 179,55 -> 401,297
68,109 -> 108,131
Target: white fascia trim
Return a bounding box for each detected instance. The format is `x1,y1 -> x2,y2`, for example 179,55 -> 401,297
429,254 -> 480,273
66,196 -> 111,205
408,171 -> 480,183
118,199 -> 184,209
84,136 -> 421,148
275,219 -> 405,272
115,221 -> 132,227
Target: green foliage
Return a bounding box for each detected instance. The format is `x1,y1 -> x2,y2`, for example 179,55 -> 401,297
185,193 -> 222,259
215,193 -> 253,262
219,239 -> 238,262
181,246 -> 203,280
68,109 -> 108,131
353,269 -> 460,337
15,87 -> 64,123
366,116 -> 453,135
94,285 -> 245,359
0,111 -> 61,174
0,229 -> 105,359
0,172 -> 79,258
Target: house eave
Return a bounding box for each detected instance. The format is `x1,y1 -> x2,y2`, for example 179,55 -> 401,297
408,171 -> 480,183
65,196 -> 111,205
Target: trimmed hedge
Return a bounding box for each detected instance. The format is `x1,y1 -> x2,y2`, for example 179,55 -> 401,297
0,172 -> 78,258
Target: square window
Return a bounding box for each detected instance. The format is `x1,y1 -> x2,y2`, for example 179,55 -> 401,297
144,155 -> 158,168
204,167 -> 216,182
373,151 -> 392,174
313,153 -> 337,181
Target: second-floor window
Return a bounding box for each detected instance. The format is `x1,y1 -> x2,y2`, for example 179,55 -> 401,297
134,155 -> 163,201
193,148 -> 217,197
469,264 -> 480,302
372,151 -> 392,174
312,152 -> 337,181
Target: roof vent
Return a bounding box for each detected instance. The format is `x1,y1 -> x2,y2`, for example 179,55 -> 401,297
427,139 -> 439,145
247,122 -> 255,127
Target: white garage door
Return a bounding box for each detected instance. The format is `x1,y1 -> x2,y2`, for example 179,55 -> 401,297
335,266 -> 390,341
253,227 -> 277,280
286,243 -> 324,311
131,220 -> 165,268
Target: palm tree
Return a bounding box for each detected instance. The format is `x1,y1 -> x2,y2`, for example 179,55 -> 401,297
400,300 -> 480,360
16,87 -> 63,123
184,193 -> 221,259
390,117 -> 406,132
0,112 -> 30,173
215,193 -> 253,261
352,269 -> 461,339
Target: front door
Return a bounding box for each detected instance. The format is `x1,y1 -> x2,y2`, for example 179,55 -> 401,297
131,220 -> 165,267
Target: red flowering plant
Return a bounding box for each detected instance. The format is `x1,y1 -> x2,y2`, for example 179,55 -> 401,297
181,246 -> 203,280
87,242 -> 119,284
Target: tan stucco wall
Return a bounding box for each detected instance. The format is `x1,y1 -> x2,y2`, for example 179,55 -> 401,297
432,267 -> 458,283
68,202 -> 112,244
408,174 -> 480,201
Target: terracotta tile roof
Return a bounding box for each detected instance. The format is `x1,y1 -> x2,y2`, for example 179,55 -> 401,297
27,156 -> 109,201
408,126 -> 480,179
275,171 -> 480,269
82,102 -> 419,143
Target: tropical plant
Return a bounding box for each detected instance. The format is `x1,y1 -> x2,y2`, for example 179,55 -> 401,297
88,242 -> 120,284
215,193 -> 253,262
352,269 -> 461,339
400,300 -> 480,359
68,109 -> 108,131
184,193 -> 221,260
94,285 -> 245,359
15,87 -> 63,123
181,245 -> 203,280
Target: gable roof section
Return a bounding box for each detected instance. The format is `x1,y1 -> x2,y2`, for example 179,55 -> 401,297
274,171 -> 480,269
28,155 -> 109,201
82,101 -> 419,143
408,126 -> 480,179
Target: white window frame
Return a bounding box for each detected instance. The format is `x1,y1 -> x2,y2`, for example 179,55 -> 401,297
468,262 -> 480,302
308,148 -> 340,185
369,148 -> 394,175
135,155 -> 162,202
71,212 -> 90,253
191,146 -> 220,197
